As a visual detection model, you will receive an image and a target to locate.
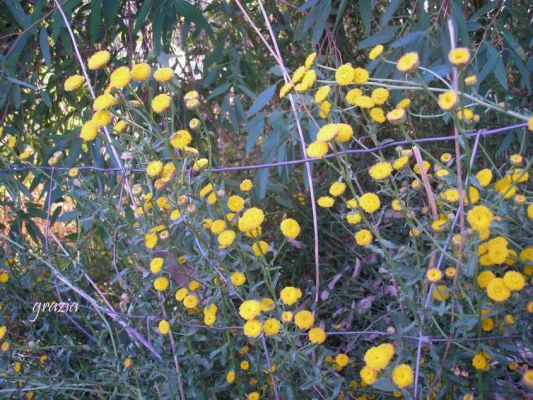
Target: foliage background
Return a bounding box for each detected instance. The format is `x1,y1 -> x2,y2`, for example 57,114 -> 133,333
0,0 -> 532,399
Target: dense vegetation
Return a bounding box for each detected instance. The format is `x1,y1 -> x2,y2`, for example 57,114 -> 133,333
0,1 -> 532,399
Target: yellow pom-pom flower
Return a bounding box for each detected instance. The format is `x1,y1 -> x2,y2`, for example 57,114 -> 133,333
64,75 -> 84,91
88,50 -> 111,70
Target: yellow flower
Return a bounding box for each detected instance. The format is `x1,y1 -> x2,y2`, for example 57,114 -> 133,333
486,278 -> 510,302
464,75 -> 477,86
279,82 -> 292,98
317,196 -> 335,208
347,213 -> 362,225
359,192 -> 380,213
92,110 -> 111,127
306,141 -> 328,159
175,288 -> 188,302
441,188 -> 459,203
467,205 -> 493,232
477,270 -> 495,288
445,267 -> 456,278
369,107 -> 386,123
170,129 -> 192,149
243,319 -> 262,338
292,66 -> 307,83
360,366 -> 377,385
369,44 -> 384,60
294,310 -> 314,330
314,86 -> 331,104
329,181 -> 346,197
448,47 -> 470,67
438,91 -> 458,111
237,207 -> 265,234
502,271 -> 525,291
263,318 -> 281,336
183,294 -> 198,309
369,161 -> 392,180
239,300 -> 262,320
528,203 -> 533,220
432,285 -> 449,301
247,392 -> 260,400
353,95 -> 374,109
158,320 -> 170,335
393,156 -> 409,170
226,370 -> 236,384
528,116 -> 533,131
146,160 -> 163,177
281,311 -> 293,323
523,369 -> 533,388
145,233 -> 158,249
150,257 -> 164,274
396,98 -> 411,109
335,354 -> 350,368
88,50 -> 111,70
280,286 -> 302,305
316,124 -> 338,142
352,67 -> 369,84
481,317 -> 494,332
131,63 -> 151,80
239,179 -> 253,192
210,220 -> 226,235
230,272 -> 246,286
64,75 -> 84,91
227,195 -> 245,213
153,276 -> 169,291
113,120 -> 127,134
218,230 -> 236,249
80,120 -> 99,141
193,158 -> 208,171
110,66 -> 131,88
354,229 -> 372,246
371,88 -> 389,105
345,88 -> 363,105
335,64 -> 355,85
123,358 -> 133,368
7,136 -> 16,148
308,327 -> 326,344
0,326 -> 7,340
472,352 -> 490,371
251,240 -> 269,256
392,364 -> 414,388
93,94 -> 116,111
426,268 -> 443,283
397,52 -> 419,73
280,218 -> 301,239
304,52 -> 317,69
318,100 -> 331,118
386,108 -> 406,124
153,67 -> 174,82
335,123 -> 354,142
151,94 -> 171,113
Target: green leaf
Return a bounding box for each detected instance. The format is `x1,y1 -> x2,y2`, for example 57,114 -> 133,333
379,0 -> 403,27
39,28 -> 52,66
358,27 -> 399,49
133,0 -> 152,35
312,0 -> 330,45
247,84 -> 276,118
358,1 -> 372,35
245,113 -> 265,155
372,377 -> 396,392
207,82 -> 231,100
102,0 -> 121,25
4,0 -> 32,28
90,0 -> 102,42
174,0 -> 212,38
